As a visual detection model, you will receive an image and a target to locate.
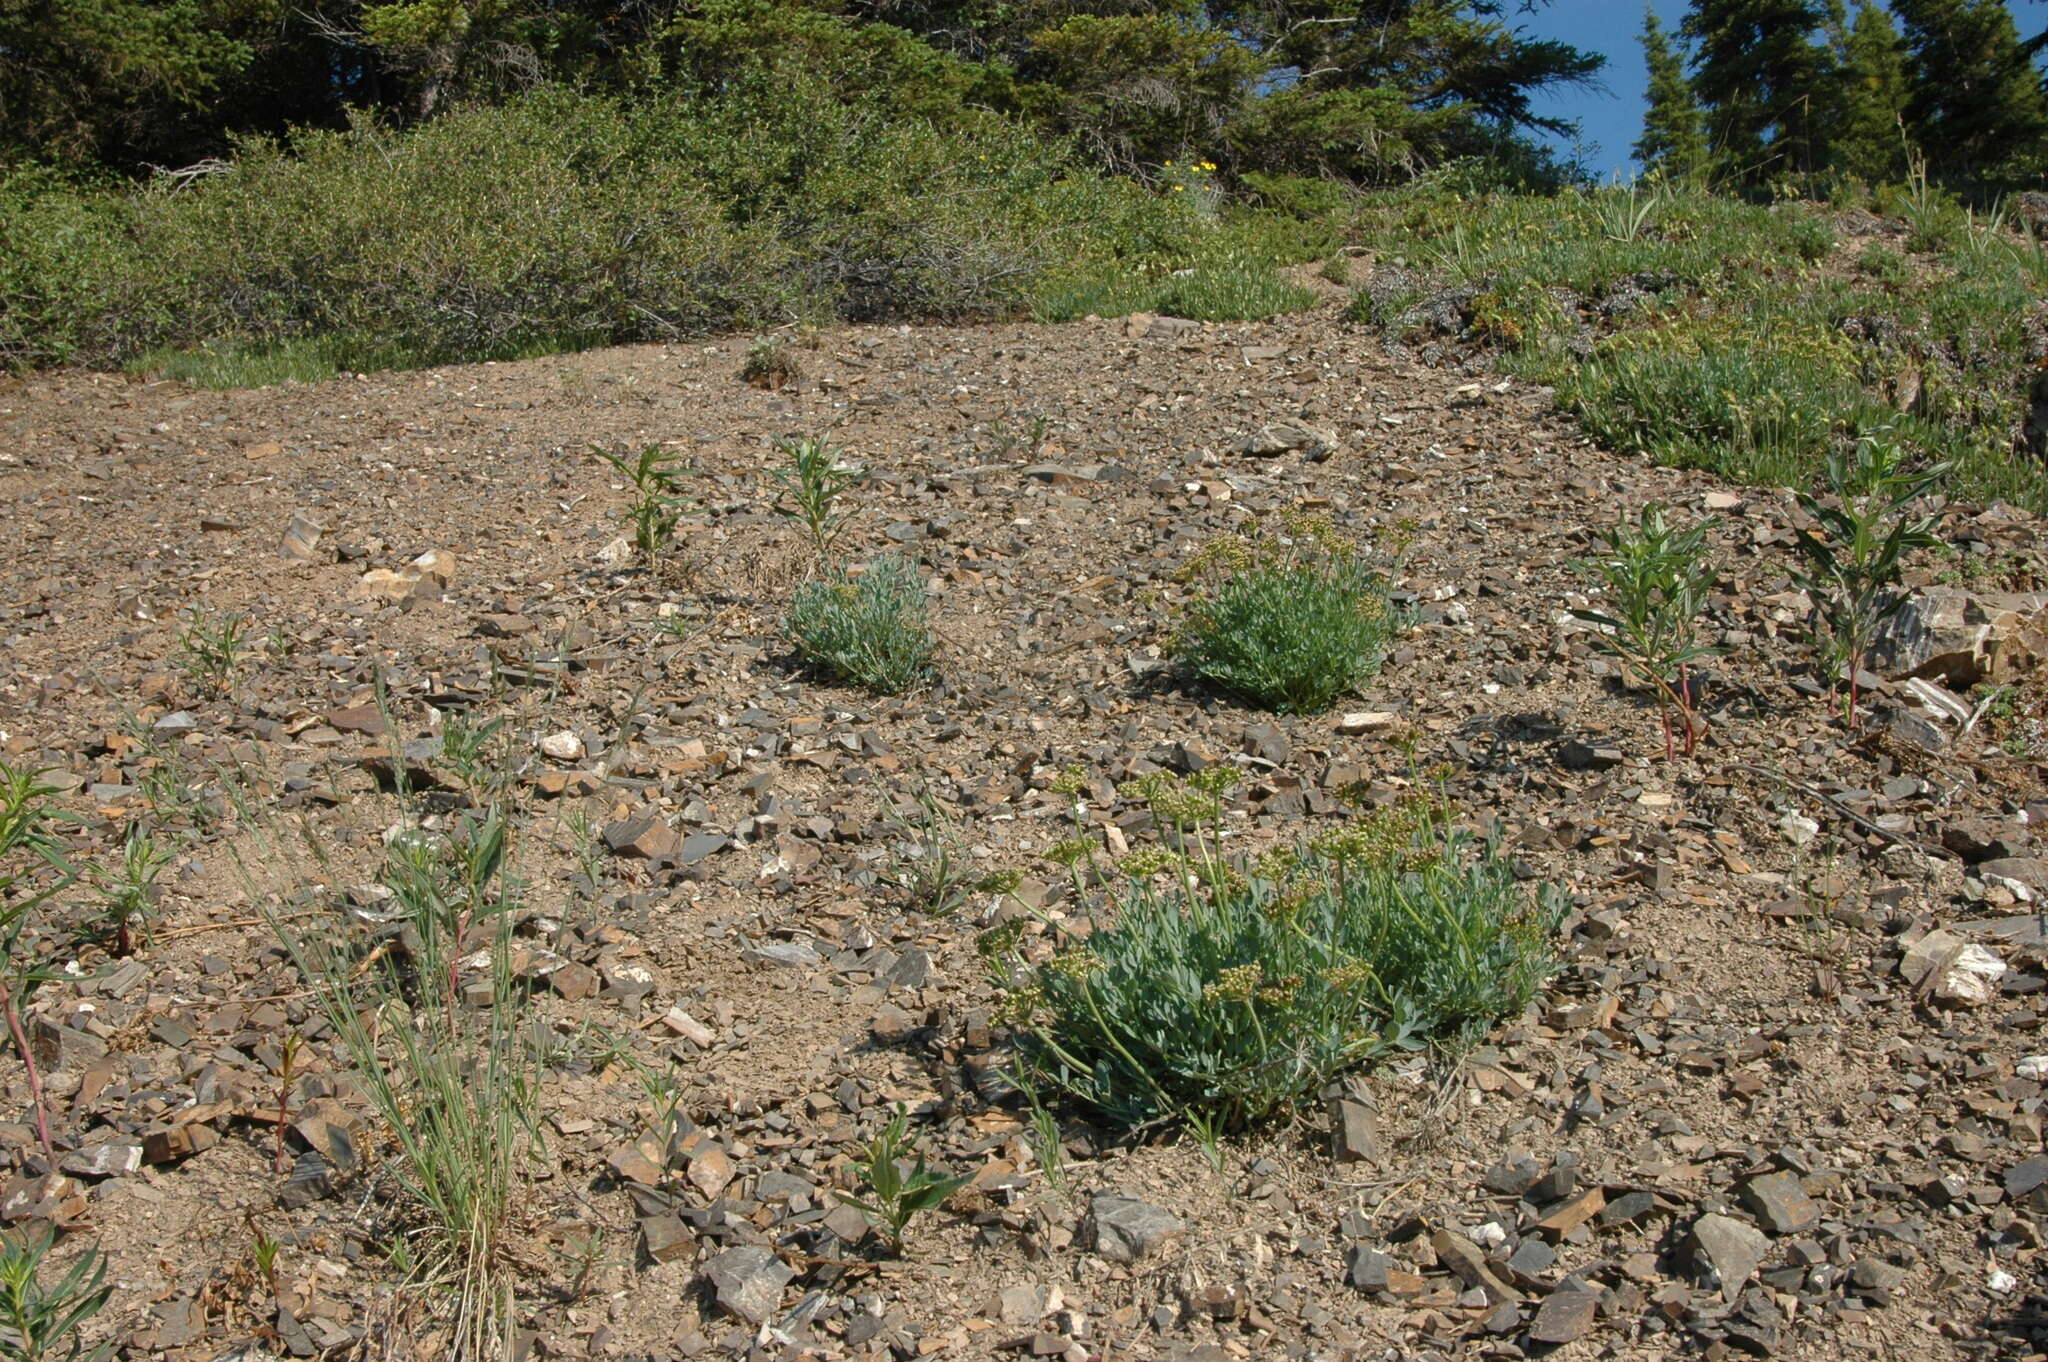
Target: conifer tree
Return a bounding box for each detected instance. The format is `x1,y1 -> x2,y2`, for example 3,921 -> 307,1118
1636,6 -> 1709,180
1682,0 -> 1837,184
1891,0 -> 2048,183
1829,0 -> 1911,184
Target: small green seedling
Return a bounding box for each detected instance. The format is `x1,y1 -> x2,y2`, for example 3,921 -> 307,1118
740,337 -> 801,390
0,1228 -> 112,1362
96,824 -> 170,957
593,444 -> 691,559
770,436 -> 864,558
1570,503 -> 1719,758
1788,433 -> 1947,727
837,1104 -> 968,1251
246,1215 -> 282,1296
0,763 -> 78,1160
175,609 -> 247,698
883,789 -> 1015,916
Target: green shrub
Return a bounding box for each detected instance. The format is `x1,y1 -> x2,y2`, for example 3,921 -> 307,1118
1173,518 -> 1393,714
786,555 -> 935,694
2,83 -> 1211,377
988,779 -> 1563,1133
0,169 -> 138,370
128,92 -> 792,367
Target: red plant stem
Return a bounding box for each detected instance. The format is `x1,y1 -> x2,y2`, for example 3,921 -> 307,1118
0,980 -> 54,1162
273,1065 -> 291,1174
1678,665 -> 1700,757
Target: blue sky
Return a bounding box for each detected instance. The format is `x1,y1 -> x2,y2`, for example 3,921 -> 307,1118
1515,0 -> 2048,179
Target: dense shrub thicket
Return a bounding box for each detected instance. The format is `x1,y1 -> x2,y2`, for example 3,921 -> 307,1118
0,84 -> 1220,373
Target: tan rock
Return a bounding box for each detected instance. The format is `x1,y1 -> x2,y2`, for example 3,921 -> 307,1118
1870,587 -> 2048,687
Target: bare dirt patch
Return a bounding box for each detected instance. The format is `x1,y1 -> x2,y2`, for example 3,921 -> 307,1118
1,306 -> 2044,1361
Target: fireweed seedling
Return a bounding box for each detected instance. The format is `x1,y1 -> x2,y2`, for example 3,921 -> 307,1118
1570,503 -> 1719,758
0,763 -> 78,1160
96,824 -> 170,957
592,444 -> 691,559
837,1104 -> 969,1251
1789,433 -> 1948,728
770,435 -> 864,559
0,1227 -> 112,1362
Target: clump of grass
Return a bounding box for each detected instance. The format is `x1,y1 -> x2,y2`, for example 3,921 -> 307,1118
882,789 -> 1017,917
1570,504 -> 1719,758
592,444 -> 691,560
740,337 -> 802,390
174,608 -> 248,698
1346,180 -> 2043,509
770,435 -> 864,559
1856,241 -> 1909,287
0,1227 -> 112,1362
1172,514 -> 1394,714
131,335 -> 358,388
1592,183 -> 1661,243
986,773 -> 1562,1134
836,1104 -> 968,1252
1789,432 -> 1947,727
276,804 -> 538,1359
1153,252 -> 1315,322
1316,254 -> 1351,286
785,554 -> 935,694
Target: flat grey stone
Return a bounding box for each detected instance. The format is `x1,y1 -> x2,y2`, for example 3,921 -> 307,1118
1090,1194 -> 1183,1263
702,1246 -> 792,1325
1687,1213 -> 1771,1302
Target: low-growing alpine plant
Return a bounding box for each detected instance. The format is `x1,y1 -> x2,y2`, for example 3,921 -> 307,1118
985,771 -> 1563,1135
785,554 -> 936,695
1172,514 -> 1396,714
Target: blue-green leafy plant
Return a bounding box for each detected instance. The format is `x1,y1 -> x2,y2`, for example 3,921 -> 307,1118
1172,514 -> 1395,714
986,772 -> 1562,1135
785,554 -> 935,694
1570,503 -> 1719,759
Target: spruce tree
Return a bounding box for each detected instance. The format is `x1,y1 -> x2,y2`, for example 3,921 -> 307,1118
1829,0 -> 1911,184
1682,0 -> 1837,184
1892,0 -> 2048,184
1636,6 -> 1709,180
